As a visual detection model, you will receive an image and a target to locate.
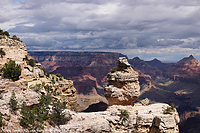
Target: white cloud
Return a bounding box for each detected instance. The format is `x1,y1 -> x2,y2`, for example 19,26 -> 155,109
1,0 -> 200,61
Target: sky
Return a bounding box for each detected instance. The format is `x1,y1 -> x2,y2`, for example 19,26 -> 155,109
1,0 -> 200,62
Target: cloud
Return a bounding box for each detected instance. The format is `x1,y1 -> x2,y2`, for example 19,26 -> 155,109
0,0 -> 200,61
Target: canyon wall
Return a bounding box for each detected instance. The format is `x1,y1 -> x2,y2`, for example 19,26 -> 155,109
29,51 -> 200,132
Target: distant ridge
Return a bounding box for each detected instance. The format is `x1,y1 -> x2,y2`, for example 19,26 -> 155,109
175,54 -> 200,66
165,55 -> 200,81
146,58 -> 172,70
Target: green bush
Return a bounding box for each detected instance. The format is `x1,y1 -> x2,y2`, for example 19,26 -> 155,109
56,73 -> 62,78
46,72 -> 50,77
1,60 -> 22,81
30,84 -> 41,92
0,48 -> 5,58
51,79 -> 55,84
0,29 -> 3,35
39,94 -> 52,108
12,35 -> 22,42
67,77 -> 72,80
3,31 -> 10,37
20,94 -> 52,130
49,100 -> 71,126
111,67 -> 118,73
27,59 -> 35,67
41,67 -> 50,77
118,109 -> 129,124
20,102 -> 44,130
24,57 -> 36,67
56,73 -> 63,80
44,84 -> 51,93
20,94 -> 72,129
9,92 -> 18,114
0,113 -> 3,127
163,103 -> 176,115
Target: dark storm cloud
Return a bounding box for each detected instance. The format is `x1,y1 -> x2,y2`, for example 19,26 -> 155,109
1,0 -> 200,54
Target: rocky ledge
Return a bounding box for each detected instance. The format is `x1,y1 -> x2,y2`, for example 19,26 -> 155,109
52,103 -> 180,133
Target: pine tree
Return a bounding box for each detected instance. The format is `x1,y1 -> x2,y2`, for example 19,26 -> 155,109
49,100 -> 71,126
0,48 -> 5,58
1,60 -> 21,81
9,92 -> 18,114
0,113 -> 3,127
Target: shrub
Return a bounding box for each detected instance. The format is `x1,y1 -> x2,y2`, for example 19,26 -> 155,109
20,102 -> 44,130
39,94 -> 52,107
20,94 -> 52,130
1,60 -> 21,81
3,31 -> 10,37
30,84 -> 41,92
12,35 -> 22,42
46,72 -> 50,77
0,48 -> 5,58
41,67 -> 50,77
0,29 -> 3,35
49,100 -> 71,126
9,92 -> 18,114
27,59 -> 35,67
56,73 -> 62,78
0,113 -> 3,127
163,103 -> 176,115
56,73 -> 63,80
44,84 -> 51,93
51,79 -> 55,84
111,67 -> 118,73
67,77 -> 72,80
118,109 -> 129,124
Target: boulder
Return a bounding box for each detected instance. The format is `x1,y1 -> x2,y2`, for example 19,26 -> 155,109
104,57 -> 140,105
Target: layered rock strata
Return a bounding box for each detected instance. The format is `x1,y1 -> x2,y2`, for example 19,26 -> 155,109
0,35 -> 27,68
104,57 -> 140,105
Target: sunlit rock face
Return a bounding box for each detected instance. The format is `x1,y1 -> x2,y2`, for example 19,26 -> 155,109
104,57 -> 140,105
0,35 -> 27,69
54,103 -> 180,133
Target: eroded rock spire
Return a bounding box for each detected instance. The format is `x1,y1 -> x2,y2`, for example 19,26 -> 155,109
104,57 -> 140,105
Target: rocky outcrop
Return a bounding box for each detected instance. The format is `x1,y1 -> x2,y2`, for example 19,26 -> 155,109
0,78 -> 40,115
104,57 -> 140,105
51,103 -> 179,133
0,35 -> 27,68
25,73 -> 77,109
0,35 -> 77,109
0,34 -> 79,131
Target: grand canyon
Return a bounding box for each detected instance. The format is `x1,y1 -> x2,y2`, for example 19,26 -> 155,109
29,51 -> 200,132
